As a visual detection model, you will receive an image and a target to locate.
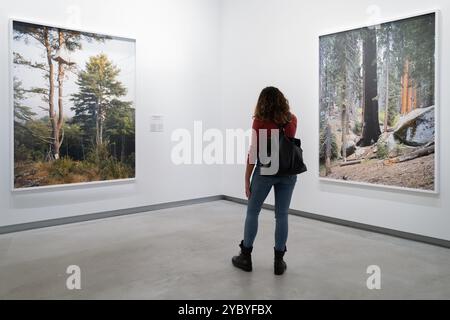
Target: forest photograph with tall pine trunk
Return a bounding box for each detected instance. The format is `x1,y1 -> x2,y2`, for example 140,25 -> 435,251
12,21 -> 136,189
319,13 -> 436,191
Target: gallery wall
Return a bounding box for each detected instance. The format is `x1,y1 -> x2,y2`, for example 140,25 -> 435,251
0,0 -> 222,227
220,0 -> 450,241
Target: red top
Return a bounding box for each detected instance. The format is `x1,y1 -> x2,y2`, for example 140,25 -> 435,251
248,114 -> 298,164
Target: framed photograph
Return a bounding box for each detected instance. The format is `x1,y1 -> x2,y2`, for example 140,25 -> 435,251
10,19 -> 136,191
318,11 -> 438,193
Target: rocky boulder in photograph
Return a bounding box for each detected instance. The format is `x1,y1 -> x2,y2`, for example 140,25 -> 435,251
394,106 -> 435,147
342,140 -> 356,157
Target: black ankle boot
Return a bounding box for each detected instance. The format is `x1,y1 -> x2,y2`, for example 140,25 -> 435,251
232,241 -> 253,272
274,247 -> 287,275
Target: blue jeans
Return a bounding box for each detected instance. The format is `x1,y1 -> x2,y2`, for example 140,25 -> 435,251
243,166 -> 297,251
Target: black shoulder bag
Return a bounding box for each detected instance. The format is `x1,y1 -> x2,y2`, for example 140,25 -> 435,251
277,125 -> 308,176
260,124 -> 308,176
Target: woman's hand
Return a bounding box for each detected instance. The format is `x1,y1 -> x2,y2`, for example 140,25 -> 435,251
245,163 -> 255,199
245,179 -> 251,198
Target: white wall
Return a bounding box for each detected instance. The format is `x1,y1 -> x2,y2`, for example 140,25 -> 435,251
0,0 -> 222,227
220,0 -> 450,241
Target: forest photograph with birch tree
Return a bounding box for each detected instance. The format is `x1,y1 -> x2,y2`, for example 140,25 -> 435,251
319,13 -> 436,191
12,21 -> 136,189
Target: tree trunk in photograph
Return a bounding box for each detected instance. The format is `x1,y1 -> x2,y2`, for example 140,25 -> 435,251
99,109 -> 104,146
96,103 -> 101,147
341,103 -> 348,162
407,82 -> 412,113
121,135 -> 126,162
44,28 -> 57,161
360,28 -> 381,147
81,140 -> 85,160
99,119 -> 103,146
56,30 -> 66,160
325,123 -> 332,175
361,56 -> 365,136
401,59 -> 409,115
95,102 -> 104,147
384,60 -> 389,133
341,104 -> 348,162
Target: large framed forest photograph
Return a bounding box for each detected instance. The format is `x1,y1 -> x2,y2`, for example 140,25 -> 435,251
319,11 -> 438,193
10,20 -> 136,191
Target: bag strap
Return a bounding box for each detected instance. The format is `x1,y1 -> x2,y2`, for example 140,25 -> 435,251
278,122 -> 288,132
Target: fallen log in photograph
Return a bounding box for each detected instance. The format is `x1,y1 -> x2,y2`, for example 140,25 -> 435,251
340,160 -> 362,167
387,145 -> 435,164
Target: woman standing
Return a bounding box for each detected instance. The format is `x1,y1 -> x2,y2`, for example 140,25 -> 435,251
232,87 -> 298,276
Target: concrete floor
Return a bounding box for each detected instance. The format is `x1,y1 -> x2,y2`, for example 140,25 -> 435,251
1,200 -> 450,300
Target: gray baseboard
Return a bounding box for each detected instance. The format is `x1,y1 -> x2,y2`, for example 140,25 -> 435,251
1,194 -> 449,249
223,195 -> 450,249
0,195 -> 223,235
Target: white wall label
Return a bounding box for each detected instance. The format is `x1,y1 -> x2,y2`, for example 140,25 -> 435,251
150,115 -> 164,132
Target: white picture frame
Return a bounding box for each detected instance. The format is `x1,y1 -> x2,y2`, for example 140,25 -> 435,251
9,18 -> 138,192
317,10 -> 440,195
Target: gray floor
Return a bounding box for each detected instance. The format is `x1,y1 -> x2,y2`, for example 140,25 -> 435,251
1,200 -> 450,300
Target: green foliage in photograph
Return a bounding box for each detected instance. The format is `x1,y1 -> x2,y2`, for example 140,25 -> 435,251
12,21 -> 135,189
319,128 -> 339,162
376,142 -> 389,159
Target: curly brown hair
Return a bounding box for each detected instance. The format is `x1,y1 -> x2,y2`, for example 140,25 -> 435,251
254,87 -> 292,125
